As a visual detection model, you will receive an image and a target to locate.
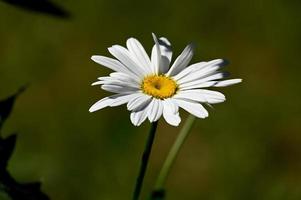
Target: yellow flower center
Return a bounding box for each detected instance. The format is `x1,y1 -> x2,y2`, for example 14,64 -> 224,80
141,75 -> 178,99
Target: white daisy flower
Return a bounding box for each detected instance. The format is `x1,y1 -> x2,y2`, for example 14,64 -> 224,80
89,33 -> 241,126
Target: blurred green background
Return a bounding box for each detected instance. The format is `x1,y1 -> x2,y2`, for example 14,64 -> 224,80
0,0 -> 301,199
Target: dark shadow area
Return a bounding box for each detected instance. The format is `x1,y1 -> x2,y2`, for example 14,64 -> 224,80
151,189 -> 165,200
1,0 -> 70,18
0,86 -> 50,200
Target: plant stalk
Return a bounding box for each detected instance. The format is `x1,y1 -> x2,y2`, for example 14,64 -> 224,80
154,115 -> 196,191
133,121 -> 159,200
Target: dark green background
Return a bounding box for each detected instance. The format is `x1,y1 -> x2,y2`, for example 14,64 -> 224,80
0,0 -> 300,199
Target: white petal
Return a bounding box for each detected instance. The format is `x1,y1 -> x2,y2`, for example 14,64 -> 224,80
179,81 -> 218,90
164,98 -> 179,114
108,45 -> 147,77
92,73 -> 139,87
151,33 -> 162,74
92,80 -> 104,86
97,76 -> 111,81
101,84 -> 139,93
147,99 -> 156,121
147,99 -> 163,122
154,99 -> 163,121
212,79 -> 242,87
109,72 -> 140,84
177,66 -> 219,85
153,99 -> 163,122
177,61 -> 227,85
173,59 -> 225,82
175,89 -> 225,104
126,38 -> 152,74
91,56 -> 139,80
180,72 -> 229,90
89,97 -> 113,112
91,55 -> 125,72
93,78 -> 139,89
180,79 -> 242,90
110,93 -> 141,106
162,100 -> 181,126
173,59 -> 226,82
174,90 -> 207,103
163,111 -> 181,126
173,61 -> 207,81
151,46 -> 159,74
158,37 -> 172,63
130,111 -> 140,126
151,36 -> 172,74
130,105 -> 149,126
197,72 -> 229,82
89,93 -> 138,112
195,89 -> 225,102
127,94 -> 152,111
166,44 -> 195,76
174,99 -> 209,118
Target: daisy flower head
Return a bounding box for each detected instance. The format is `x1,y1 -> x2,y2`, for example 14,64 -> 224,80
89,33 -> 242,126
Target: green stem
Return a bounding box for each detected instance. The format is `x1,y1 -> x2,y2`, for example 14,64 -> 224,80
133,121 -> 159,200
154,115 -> 196,190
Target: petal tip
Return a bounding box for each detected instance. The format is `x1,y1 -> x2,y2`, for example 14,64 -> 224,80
88,107 -> 96,113
152,33 -> 158,41
220,59 -> 229,66
171,121 -> 181,126
91,55 -> 98,61
158,37 -> 171,46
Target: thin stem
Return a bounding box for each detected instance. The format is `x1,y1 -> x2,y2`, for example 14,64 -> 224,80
154,115 -> 196,190
133,121 -> 159,200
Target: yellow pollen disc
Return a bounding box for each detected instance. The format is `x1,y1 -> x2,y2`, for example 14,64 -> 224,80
141,75 -> 178,99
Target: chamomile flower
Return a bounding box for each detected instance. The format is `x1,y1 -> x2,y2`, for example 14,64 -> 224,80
89,33 -> 241,126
